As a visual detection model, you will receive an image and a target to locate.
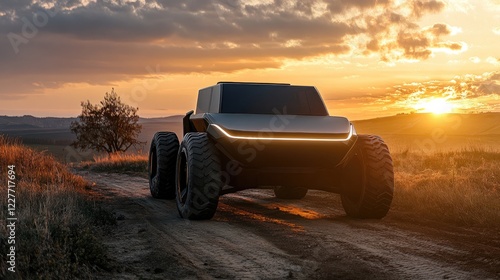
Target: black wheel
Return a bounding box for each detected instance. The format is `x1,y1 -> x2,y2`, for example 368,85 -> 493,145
340,135 -> 394,219
274,186 -> 308,199
176,133 -> 223,220
148,132 -> 179,199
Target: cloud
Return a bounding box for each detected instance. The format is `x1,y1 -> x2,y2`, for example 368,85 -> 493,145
327,71 -> 500,112
412,0 -> 446,17
372,22 -> 465,60
469,57 -> 481,63
396,31 -> 433,60
486,57 -> 500,66
394,72 -> 499,100
444,0 -> 474,13
326,0 -> 392,13
0,0 -> 462,95
426,23 -> 453,36
493,27 -> 500,35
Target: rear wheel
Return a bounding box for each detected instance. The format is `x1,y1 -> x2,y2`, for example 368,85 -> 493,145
341,135 -> 394,219
176,133 -> 223,220
148,132 -> 179,199
274,186 -> 308,199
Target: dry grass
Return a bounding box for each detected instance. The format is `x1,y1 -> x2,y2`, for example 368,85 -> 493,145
77,153 -> 148,175
391,148 -> 500,228
0,136 -> 114,279
73,145 -> 500,228
3,132 -> 498,267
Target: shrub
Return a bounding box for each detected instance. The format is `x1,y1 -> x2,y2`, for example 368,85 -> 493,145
0,136 -> 114,279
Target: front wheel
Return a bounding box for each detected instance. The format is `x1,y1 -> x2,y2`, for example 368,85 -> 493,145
176,133 -> 223,220
340,135 -> 394,219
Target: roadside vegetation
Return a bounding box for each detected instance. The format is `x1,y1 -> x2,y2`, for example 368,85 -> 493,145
0,136 -> 115,279
1,110 -> 497,276
71,89 -> 143,155
391,148 -> 500,228
77,153 -> 148,175
74,144 -> 500,228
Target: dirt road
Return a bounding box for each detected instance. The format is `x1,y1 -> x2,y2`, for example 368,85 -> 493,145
82,172 -> 500,280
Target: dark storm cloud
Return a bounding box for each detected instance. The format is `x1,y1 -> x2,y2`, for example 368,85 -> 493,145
0,0 -> 460,95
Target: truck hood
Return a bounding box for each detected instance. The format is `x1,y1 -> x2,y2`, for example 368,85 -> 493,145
204,113 -> 353,140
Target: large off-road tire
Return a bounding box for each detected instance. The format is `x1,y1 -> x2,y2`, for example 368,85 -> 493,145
340,135 -> 394,219
274,186 -> 308,199
176,133 -> 223,220
148,132 -> 179,199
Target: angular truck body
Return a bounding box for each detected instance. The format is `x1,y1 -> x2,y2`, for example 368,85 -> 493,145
148,82 -> 394,220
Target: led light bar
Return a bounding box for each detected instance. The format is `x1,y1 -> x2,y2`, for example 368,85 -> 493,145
211,124 -> 354,142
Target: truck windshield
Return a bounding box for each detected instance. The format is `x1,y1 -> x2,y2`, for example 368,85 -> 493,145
220,84 -> 328,116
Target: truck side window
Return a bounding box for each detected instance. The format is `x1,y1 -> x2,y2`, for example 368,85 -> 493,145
196,88 -> 212,114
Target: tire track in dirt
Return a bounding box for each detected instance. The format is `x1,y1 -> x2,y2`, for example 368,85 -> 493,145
83,172 -> 499,280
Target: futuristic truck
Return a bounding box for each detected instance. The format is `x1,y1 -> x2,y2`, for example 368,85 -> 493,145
148,82 -> 394,220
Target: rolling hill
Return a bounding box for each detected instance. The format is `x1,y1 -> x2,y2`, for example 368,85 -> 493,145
1,113 -> 499,160
352,113 -> 500,152
352,113 -> 500,136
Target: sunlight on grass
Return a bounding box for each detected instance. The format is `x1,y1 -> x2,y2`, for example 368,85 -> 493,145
77,153 -> 148,174
0,136 -> 114,279
391,149 -> 500,227
75,142 -> 500,228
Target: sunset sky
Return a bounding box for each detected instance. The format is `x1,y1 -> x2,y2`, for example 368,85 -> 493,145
0,0 -> 499,120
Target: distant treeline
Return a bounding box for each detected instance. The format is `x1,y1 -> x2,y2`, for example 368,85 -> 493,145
19,137 -> 74,146
0,115 -> 76,128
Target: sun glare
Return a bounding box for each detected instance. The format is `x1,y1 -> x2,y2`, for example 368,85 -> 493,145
415,98 -> 454,114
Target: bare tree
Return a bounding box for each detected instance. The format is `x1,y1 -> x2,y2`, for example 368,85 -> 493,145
71,89 -> 143,155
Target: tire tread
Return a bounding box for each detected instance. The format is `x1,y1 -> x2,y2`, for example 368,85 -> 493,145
176,133 -> 222,220
149,132 -> 179,199
341,135 -> 394,219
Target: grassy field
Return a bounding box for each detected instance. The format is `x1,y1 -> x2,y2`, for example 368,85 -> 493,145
353,112 -> 500,136
354,113 -> 500,153
1,114 -> 497,278
0,136 -> 115,279
78,141 -> 500,229
77,153 -> 148,176
0,121 -> 182,163
10,111 -> 497,230
0,126 -> 498,279
3,113 -> 499,161
391,149 -> 500,228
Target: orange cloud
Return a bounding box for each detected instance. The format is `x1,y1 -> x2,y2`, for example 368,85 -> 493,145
0,0 -> 464,96
412,0 -> 445,17
325,72 -> 500,115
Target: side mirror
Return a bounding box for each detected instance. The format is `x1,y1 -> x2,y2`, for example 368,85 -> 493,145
183,110 -> 195,135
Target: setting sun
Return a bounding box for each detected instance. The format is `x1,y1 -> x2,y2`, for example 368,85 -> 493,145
1,1 -> 500,279
415,98 -> 454,114
1,0 -> 499,120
